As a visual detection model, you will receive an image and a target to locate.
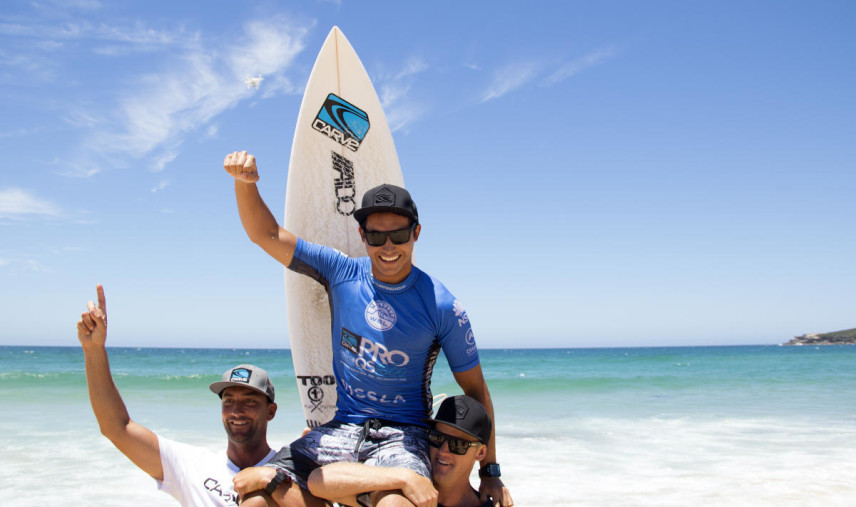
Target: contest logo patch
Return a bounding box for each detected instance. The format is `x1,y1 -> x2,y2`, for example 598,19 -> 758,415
365,300 -> 396,331
312,93 -> 370,152
229,368 -> 251,383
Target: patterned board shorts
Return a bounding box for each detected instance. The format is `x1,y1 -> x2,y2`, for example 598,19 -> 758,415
265,418 -> 431,490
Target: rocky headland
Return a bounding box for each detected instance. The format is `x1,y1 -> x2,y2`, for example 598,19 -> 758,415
783,328 -> 856,346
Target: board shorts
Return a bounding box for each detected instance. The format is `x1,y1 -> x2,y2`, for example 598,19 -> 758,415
264,418 -> 431,490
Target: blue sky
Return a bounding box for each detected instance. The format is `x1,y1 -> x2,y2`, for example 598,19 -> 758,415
1,0 -> 853,349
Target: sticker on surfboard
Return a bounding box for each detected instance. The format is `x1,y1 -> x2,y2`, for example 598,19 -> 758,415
312,93 -> 371,152
331,151 -> 356,216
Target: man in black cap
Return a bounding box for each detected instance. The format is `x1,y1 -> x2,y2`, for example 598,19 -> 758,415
77,285 -> 278,506
304,395 -> 496,507
223,151 -> 511,506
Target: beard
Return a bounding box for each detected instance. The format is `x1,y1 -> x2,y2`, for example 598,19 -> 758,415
224,418 -> 257,443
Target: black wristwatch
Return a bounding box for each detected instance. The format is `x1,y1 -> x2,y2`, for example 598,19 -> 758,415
264,468 -> 290,496
478,463 -> 501,478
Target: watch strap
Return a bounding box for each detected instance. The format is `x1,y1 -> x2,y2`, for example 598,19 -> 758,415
478,463 -> 501,478
264,468 -> 290,496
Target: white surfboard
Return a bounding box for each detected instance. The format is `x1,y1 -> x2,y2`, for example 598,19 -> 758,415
284,27 -> 405,428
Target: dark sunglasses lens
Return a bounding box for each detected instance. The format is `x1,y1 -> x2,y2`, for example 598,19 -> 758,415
387,228 -> 412,244
427,431 -> 445,448
364,232 -> 386,246
447,438 -> 470,455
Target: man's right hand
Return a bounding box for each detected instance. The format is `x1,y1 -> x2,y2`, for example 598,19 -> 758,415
77,284 -> 107,349
233,466 -> 277,497
224,150 -> 260,183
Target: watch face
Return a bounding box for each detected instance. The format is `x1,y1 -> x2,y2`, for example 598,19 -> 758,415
481,463 -> 501,477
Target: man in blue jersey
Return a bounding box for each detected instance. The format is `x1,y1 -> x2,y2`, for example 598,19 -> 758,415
224,151 -> 511,507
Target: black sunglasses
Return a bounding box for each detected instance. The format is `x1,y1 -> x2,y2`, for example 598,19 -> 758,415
362,224 -> 415,247
427,429 -> 481,455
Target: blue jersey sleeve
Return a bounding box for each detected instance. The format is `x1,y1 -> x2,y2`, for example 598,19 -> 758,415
436,290 -> 480,373
289,238 -> 359,286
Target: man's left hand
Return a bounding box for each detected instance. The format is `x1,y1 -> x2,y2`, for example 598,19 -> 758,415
479,477 -> 513,507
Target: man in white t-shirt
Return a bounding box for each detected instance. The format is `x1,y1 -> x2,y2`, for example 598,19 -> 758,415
77,284 -> 279,506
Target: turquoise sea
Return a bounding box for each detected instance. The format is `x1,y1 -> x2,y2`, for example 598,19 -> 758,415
1,345 -> 855,506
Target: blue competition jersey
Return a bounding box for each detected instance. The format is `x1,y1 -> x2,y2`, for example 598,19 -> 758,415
289,239 -> 480,426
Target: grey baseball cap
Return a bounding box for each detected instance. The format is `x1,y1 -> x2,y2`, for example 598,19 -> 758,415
209,364 -> 275,402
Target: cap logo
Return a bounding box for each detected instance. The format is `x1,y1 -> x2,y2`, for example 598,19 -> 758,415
455,399 -> 469,419
373,188 -> 395,207
229,368 -> 251,383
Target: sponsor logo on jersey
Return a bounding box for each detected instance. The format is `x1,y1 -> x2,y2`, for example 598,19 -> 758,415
465,328 -> 477,356
341,328 -> 409,374
365,300 -> 396,331
352,336 -> 410,374
341,327 -> 362,355
452,299 -> 469,327
312,93 -> 370,152
331,152 -> 356,216
340,378 -> 406,404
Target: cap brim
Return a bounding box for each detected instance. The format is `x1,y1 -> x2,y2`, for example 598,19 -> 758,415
353,206 -> 417,224
209,381 -> 269,399
430,419 -> 486,444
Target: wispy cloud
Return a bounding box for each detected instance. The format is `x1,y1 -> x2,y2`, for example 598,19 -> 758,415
0,188 -> 60,217
0,126 -> 42,138
86,17 -> 308,161
0,257 -> 48,272
151,179 -> 169,193
385,103 -> 428,134
376,57 -> 429,132
546,47 -> 617,86
480,61 -> 542,103
3,12 -> 310,176
0,18 -> 192,53
203,124 -> 219,140
151,151 -> 178,173
480,46 -> 618,103
63,109 -> 103,128
57,163 -> 101,179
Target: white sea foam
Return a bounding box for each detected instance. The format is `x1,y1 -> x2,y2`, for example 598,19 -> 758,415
5,405 -> 854,506
498,415 -> 856,506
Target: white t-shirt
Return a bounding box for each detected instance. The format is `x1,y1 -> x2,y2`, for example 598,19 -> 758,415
157,435 -> 276,506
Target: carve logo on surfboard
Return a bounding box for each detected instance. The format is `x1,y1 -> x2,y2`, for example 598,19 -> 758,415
312,93 -> 370,152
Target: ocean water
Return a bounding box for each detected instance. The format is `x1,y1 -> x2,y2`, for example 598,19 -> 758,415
1,345 -> 855,506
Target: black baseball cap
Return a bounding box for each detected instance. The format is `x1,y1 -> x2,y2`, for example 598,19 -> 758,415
431,395 -> 492,444
353,184 -> 419,225
209,364 -> 275,402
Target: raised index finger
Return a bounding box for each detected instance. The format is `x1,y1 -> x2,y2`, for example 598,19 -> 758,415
96,284 -> 106,316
